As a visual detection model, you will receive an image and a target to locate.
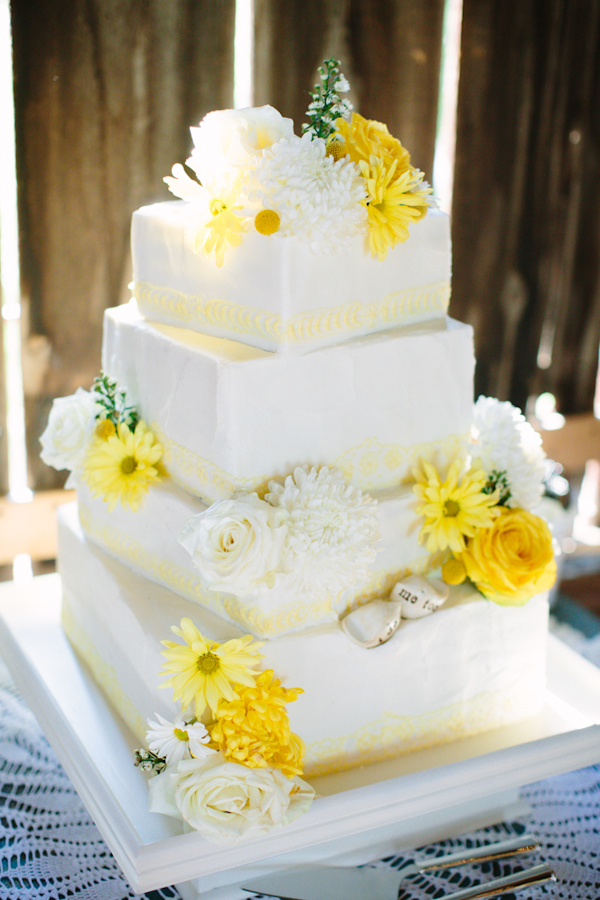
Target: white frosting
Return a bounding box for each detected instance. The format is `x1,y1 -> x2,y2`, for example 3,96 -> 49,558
131,202 -> 452,351
58,503 -> 549,777
75,478 -> 431,638
102,303 -> 475,503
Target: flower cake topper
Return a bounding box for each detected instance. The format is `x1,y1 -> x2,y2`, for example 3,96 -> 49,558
412,397 -> 556,606
135,617 -> 315,844
164,58 -> 433,266
40,372 -> 164,512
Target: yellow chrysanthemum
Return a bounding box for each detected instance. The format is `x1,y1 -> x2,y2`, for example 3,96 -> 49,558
333,112 -> 411,171
191,195 -> 249,267
208,670 -> 305,777
160,618 -> 264,719
84,420 -> 163,512
413,459 -> 501,555
360,156 -> 431,260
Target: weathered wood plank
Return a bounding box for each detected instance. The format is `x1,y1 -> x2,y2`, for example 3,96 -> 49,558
452,0 -> 600,415
0,315 -> 7,495
253,0 -> 444,175
11,0 -> 235,489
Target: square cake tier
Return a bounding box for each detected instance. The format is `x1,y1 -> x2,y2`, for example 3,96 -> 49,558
132,202 -> 451,352
103,303 -> 474,503
58,503 -> 549,779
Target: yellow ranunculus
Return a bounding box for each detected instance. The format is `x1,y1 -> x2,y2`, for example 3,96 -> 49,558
333,112 -> 411,170
461,507 -> 556,606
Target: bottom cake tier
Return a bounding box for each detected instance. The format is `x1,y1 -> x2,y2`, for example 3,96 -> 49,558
57,502 -> 549,778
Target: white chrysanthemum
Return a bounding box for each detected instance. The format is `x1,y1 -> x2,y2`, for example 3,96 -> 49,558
471,396 -> 546,511
146,714 -> 214,766
250,133 -> 367,252
265,466 -> 380,595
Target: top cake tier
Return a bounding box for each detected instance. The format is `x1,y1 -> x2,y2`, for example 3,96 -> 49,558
132,202 -> 451,353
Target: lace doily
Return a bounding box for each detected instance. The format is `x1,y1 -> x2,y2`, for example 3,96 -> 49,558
0,652 -> 598,900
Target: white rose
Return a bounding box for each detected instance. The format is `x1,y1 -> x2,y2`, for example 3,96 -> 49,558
40,388 -> 99,472
148,754 -> 315,844
179,493 -> 287,596
187,105 -> 294,195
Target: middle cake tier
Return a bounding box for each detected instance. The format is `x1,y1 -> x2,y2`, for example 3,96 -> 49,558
103,302 -> 475,504
76,476 -> 432,638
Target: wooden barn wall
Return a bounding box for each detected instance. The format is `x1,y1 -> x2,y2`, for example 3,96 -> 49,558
10,0 -> 235,489
253,0 -> 445,177
452,0 -> 600,415
0,307 -> 7,495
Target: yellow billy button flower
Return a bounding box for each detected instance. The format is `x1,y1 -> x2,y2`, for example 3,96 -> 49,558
84,420 -> 163,512
442,556 -> 467,586
94,418 -> 116,440
461,507 -> 557,606
413,459 -> 501,555
160,618 -> 264,719
208,670 -> 305,778
325,134 -> 348,161
255,209 -> 281,235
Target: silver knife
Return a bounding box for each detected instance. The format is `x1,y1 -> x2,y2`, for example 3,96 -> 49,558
242,864 -> 556,900
242,834 -> 554,900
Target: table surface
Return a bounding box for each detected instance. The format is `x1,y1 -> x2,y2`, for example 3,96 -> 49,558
0,591 -> 599,900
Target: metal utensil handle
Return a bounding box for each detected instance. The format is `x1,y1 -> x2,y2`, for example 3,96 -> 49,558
440,863 -> 556,900
418,835 -> 541,873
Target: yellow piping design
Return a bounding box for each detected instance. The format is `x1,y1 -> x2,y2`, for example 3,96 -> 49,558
151,428 -> 469,504
61,597 -> 148,743
135,280 -> 450,345
302,689 -> 539,777
63,593 -> 533,777
77,503 -> 432,637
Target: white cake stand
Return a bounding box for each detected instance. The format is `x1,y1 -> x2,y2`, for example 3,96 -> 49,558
1,573 -> 599,900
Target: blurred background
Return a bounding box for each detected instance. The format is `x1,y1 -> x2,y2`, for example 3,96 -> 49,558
0,0 -> 599,631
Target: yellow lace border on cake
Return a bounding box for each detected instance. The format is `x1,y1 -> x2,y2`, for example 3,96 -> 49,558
61,596 -> 148,743
77,502 -> 433,637
135,279 -> 451,345
154,428 -> 469,504
62,592 -> 536,778
302,688 -> 539,778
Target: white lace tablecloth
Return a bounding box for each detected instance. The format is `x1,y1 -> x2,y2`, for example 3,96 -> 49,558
1,652 -> 599,900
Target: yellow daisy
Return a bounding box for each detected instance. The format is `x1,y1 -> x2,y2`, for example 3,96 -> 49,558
193,196 -> 249,267
360,156 -> 431,260
413,459 -> 500,554
84,420 -> 163,512
208,670 -> 305,778
160,618 -> 264,719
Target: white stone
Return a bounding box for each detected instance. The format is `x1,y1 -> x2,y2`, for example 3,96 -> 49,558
340,599 -> 403,648
391,574 -> 449,619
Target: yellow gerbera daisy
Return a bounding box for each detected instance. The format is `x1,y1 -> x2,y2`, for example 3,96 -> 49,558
208,670 -> 305,777
84,420 -> 163,512
360,156 -> 431,260
413,459 -> 500,554
160,618 -> 264,719
193,195 -> 249,267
